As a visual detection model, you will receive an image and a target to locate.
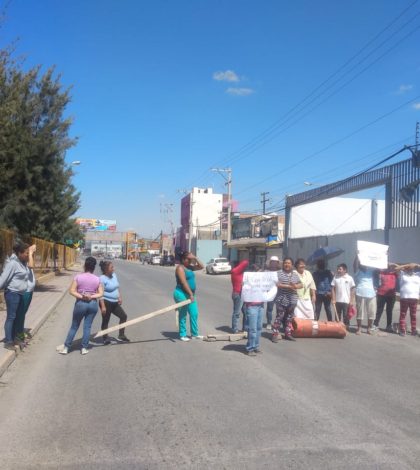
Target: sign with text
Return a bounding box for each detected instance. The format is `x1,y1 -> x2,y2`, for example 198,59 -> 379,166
357,240 -> 388,269
241,272 -> 278,302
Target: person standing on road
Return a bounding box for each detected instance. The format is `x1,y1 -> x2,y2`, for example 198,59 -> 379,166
15,244 -> 37,346
173,251 -> 204,341
272,257 -> 302,342
372,265 -> 398,333
294,258 -> 316,320
353,257 -> 378,335
331,263 -> 355,328
60,257 -> 103,355
265,256 -> 281,330
312,259 -> 334,321
99,260 -> 130,345
395,263 -> 420,337
230,259 -> 249,333
0,241 -> 30,351
242,264 -> 266,356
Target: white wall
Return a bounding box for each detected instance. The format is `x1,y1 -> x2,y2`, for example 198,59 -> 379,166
290,197 -> 385,238
191,187 -> 222,237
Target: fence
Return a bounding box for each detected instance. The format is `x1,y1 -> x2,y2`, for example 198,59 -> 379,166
0,228 -> 77,274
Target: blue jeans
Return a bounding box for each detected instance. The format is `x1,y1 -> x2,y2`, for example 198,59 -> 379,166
266,301 -> 276,325
231,292 -> 246,332
64,300 -> 98,349
245,304 -> 264,352
4,290 -> 23,343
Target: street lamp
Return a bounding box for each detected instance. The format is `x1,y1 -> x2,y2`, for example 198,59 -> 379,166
71,160 -> 81,166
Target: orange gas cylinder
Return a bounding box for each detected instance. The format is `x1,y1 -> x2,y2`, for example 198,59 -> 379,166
292,318 -> 347,338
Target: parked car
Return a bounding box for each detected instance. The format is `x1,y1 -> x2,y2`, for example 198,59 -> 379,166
151,255 -> 161,265
206,258 -> 231,275
160,255 -> 175,266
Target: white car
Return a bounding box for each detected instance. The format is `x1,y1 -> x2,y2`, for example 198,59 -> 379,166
151,255 -> 161,265
206,258 -> 231,275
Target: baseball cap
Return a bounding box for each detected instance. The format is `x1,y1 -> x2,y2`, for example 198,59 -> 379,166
270,256 -> 279,262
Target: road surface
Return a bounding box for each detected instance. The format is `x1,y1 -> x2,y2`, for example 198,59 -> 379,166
1,260 -> 419,469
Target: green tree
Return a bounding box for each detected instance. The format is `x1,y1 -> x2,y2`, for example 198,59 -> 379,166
0,46 -> 82,242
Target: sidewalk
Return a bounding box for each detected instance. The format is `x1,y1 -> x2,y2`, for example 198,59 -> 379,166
0,264 -> 82,377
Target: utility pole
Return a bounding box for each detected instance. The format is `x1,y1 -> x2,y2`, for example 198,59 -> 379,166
260,191 -> 270,214
416,121 -> 419,149
211,168 -> 232,243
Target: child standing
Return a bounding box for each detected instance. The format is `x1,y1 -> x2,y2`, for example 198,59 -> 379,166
331,263 -> 355,327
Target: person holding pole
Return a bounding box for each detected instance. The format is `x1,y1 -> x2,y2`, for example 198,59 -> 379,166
99,260 -> 130,345
173,251 -> 204,341
59,257 -> 103,355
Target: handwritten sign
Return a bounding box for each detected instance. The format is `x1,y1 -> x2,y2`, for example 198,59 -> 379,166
241,272 -> 278,302
357,240 -> 388,269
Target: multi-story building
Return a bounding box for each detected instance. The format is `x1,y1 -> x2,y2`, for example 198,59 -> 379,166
178,187 -> 224,260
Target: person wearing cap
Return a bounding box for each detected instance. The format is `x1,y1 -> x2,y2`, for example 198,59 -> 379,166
230,259 -> 249,333
265,256 -> 281,330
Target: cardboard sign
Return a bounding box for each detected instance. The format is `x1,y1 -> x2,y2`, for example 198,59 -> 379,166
357,240 -> 388,269
241,272 -> 278,302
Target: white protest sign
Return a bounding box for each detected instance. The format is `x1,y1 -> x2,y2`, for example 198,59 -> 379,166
357,240 -> 388,269
241,272 -> 278,302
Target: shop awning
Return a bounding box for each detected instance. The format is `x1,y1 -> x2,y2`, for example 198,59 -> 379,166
225,238 -> 274,248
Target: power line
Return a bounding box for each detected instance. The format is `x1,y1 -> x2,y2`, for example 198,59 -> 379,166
198,1 -> 420,175
236,94 -> 420,197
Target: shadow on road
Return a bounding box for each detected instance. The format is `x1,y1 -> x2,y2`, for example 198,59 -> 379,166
221,344 -> 246,354
215,325 -> 232,333
160,331 -> 179,342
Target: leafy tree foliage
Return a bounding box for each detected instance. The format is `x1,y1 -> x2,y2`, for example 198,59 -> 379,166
0,47 -> 82,242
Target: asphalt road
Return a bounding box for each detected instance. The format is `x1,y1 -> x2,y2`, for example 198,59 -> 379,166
1,260 -> 420,469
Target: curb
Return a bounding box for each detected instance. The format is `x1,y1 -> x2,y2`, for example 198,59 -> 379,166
0,286 -> 69,379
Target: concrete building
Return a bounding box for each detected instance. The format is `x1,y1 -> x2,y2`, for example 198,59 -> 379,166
178,187 -> 224,259
285,154 -> 420,269
227,214 -> 285,266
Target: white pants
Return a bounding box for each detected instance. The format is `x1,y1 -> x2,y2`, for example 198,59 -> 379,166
294,298 -> 315,320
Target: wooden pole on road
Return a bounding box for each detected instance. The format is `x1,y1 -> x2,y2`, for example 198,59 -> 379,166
56,299 -> 191,351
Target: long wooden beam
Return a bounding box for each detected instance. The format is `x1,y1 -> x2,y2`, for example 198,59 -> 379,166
94,299 -> 191,338
56,299 -> 190,350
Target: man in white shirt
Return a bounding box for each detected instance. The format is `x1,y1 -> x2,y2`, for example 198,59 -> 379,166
331,263 -> 355,328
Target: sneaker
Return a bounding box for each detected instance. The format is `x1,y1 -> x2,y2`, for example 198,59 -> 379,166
411,330 -> 418,337
399,331 -> 406,337
118,335 -> 131,342
254,349 -> 263,354
370,325 -> 378,331
180,337 -> 190,342
59,347 -> 68,355
385,325 -> 394,333
245,350 -> 257,357
81,348 -> 89,355
103,338 -> 111,346
191,335 -> 203,340
266,324 -> 272,331
4,342 -> 17,351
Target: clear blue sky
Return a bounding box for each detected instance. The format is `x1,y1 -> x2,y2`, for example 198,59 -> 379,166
2,0 -> 420,236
